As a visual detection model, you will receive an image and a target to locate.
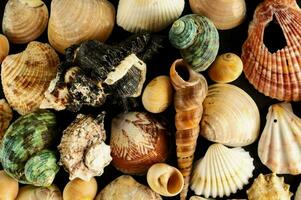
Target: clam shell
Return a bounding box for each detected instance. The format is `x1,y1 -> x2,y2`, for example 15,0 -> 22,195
247,173 -> 292,200
200,84 -> 260,147
189,0 -> 246,30
2,0 -> 48,44
117,0 -> 184,33
0,99 -> 13,141
190,144 -> 254,198
295,182 -> 301,200
242,0 -> 301,101
0,34 -> 9,63
169,14 -> 219,72
95,175 -> 162,200
110,112 -> 169,175
258,102 -> 301,175
48,0 -> 115,54
1,41 -> 59,115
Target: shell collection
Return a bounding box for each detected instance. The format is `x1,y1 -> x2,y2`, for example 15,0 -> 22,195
2,0 -> 301,199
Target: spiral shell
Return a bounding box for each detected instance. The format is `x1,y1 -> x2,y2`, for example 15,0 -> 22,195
1,41 -> 59,115
170,59 -> 208,200
48,0 -> 115,54
0,34 -> 9,63
2,0 -> 48,44
0,99 -> 13,141
169,14 -> 219,72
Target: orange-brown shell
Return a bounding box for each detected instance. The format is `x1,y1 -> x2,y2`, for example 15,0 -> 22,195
0,34 -> 9,63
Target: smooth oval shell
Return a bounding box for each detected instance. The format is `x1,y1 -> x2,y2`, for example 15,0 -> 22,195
16,185 -> 62,200
189,0 -> 246,30
0,99 -> 13,141
0,170 -> 19,200
48,0 -> 115,54
63,178 -> 97,200
142,76 -> 173,113
117,0 -> 184,33
110,112 -> 169,175
200,84 -> 260,147
1,41 -> 59,115
2,0 -> 48,44
0,34 -> 9,63
208,53 -> 243,83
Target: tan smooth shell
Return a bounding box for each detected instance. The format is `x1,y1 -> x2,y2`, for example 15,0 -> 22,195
63,178 -> 97,200
2,0 -> 48,44
142,76 -> 173,113
16,185 -> 62,200
0,34 -> 9,63
0,99 -> 13,141
0,170 -> 19,200
48,0 -> 115,54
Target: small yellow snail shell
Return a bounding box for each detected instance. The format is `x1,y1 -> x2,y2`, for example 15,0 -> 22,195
0,170 -> 19,200
0,34 -> 9,64
63,178 -> 97,200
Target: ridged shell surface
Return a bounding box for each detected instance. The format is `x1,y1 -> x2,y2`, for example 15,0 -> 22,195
0,99 -> 13,140
200,84 -> 260,146
191,144 -> 254,198
117,0 -> 184,33
1,41 -> 59,115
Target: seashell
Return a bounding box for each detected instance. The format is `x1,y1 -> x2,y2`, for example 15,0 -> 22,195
17,185 -> 62,200
117,0 -> 185,33
0,110 -> 59,186
58,113 -> 112,181
258,102 -> 301,175
200,84 -> 260,146
2,0 -> 48,44
169,14 -> 219,72
247,173 -> 292,200
190,197 -> 212,200
0,170 -> 19,200
0,99 -> 13,141
48,0 -> 115,54
95,175 -> 162,200
170,59 -> 208,200
63,178 -> 97,200
191,144 -> 255,198
142,76 -> 173,113
1,41 -> 59,115
242,0 -> 301,101
208,53 -> 243,83
189,0 -> 246,30
0,34 -> 9,63
146,163 -> 184,197
295,182 -> 301,200
110,112 -> 169,175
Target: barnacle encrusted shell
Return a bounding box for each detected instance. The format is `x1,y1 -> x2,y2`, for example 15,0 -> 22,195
1,41 -> 59,115
200,84 -> 260,146
247,173 -> 292,200
191,144 -> 254,198
2,0 -> 48,44
258,103 -> 301,175
242,0 -> 301,101
110,112 -> 169,175
117,0 -> 185,33
0,110 -> 59,186
169,14 -> 219,72
95,175 -> 162,200
48,0 -> 115,54
0,99 -> 13,141
58,113 -> 112,181
0,34 -> 9,63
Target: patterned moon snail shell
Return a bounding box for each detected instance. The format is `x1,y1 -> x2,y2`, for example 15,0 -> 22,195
110,112 -> 170,175
169,14 -> 219,72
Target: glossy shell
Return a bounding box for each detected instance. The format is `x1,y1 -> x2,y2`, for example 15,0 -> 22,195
142,76 -> 173,113
200,84 -> 260,146
191,144 -> 254,198
48,0 -> 115,54
0,170 -> 19,200
63,178 -> 97,200
1,41 -> 59,115
117,0 -> 184,32
169,14 -> 219,72
110,112 -> 169,175
2,0 -> 48,44
0,34 -> 9,63
17,185 -> 62,200
0,99 -> 13,141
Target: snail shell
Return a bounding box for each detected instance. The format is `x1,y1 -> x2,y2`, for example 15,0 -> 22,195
0,34 -> 9,63
0,99 -> 13,141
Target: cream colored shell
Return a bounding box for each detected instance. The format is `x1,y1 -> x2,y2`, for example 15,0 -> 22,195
0,34 -> 9,63
295,182 -> 301,200
117,0 -> 185,33
0,99 -> 13,141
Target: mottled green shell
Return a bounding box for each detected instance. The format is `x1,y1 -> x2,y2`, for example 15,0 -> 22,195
169,14 -> 219,72
0,110 -> 58,186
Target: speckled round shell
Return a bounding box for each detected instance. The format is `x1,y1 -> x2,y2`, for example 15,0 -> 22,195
0,34 -> 9,63
0,99 -> 13,141
169,14 -> 219,72
1,41 -> 59,115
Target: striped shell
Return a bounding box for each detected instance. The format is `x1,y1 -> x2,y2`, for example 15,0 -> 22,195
0,99 -> 13,141
0,34 -> 9,63
169,14 -> 219,72
1,41 -> 59,115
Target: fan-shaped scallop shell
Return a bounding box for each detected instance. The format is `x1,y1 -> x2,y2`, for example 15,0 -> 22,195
247,173 -> 292,200
2,0 -> 48,44
0,99 -> 13,141
1,41 -> 59,115
200,84 -> 260,146
190,144 -> 255,198
258,102 -> 301,175
189,0 -> 246,30
169,14 -> 219,72
48,0 -> 115,54
242,0 -> 301,101
0,34 -> 9,63
117,0 -> 184,33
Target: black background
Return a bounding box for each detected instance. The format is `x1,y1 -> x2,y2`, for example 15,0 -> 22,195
1,0 -> 301,199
